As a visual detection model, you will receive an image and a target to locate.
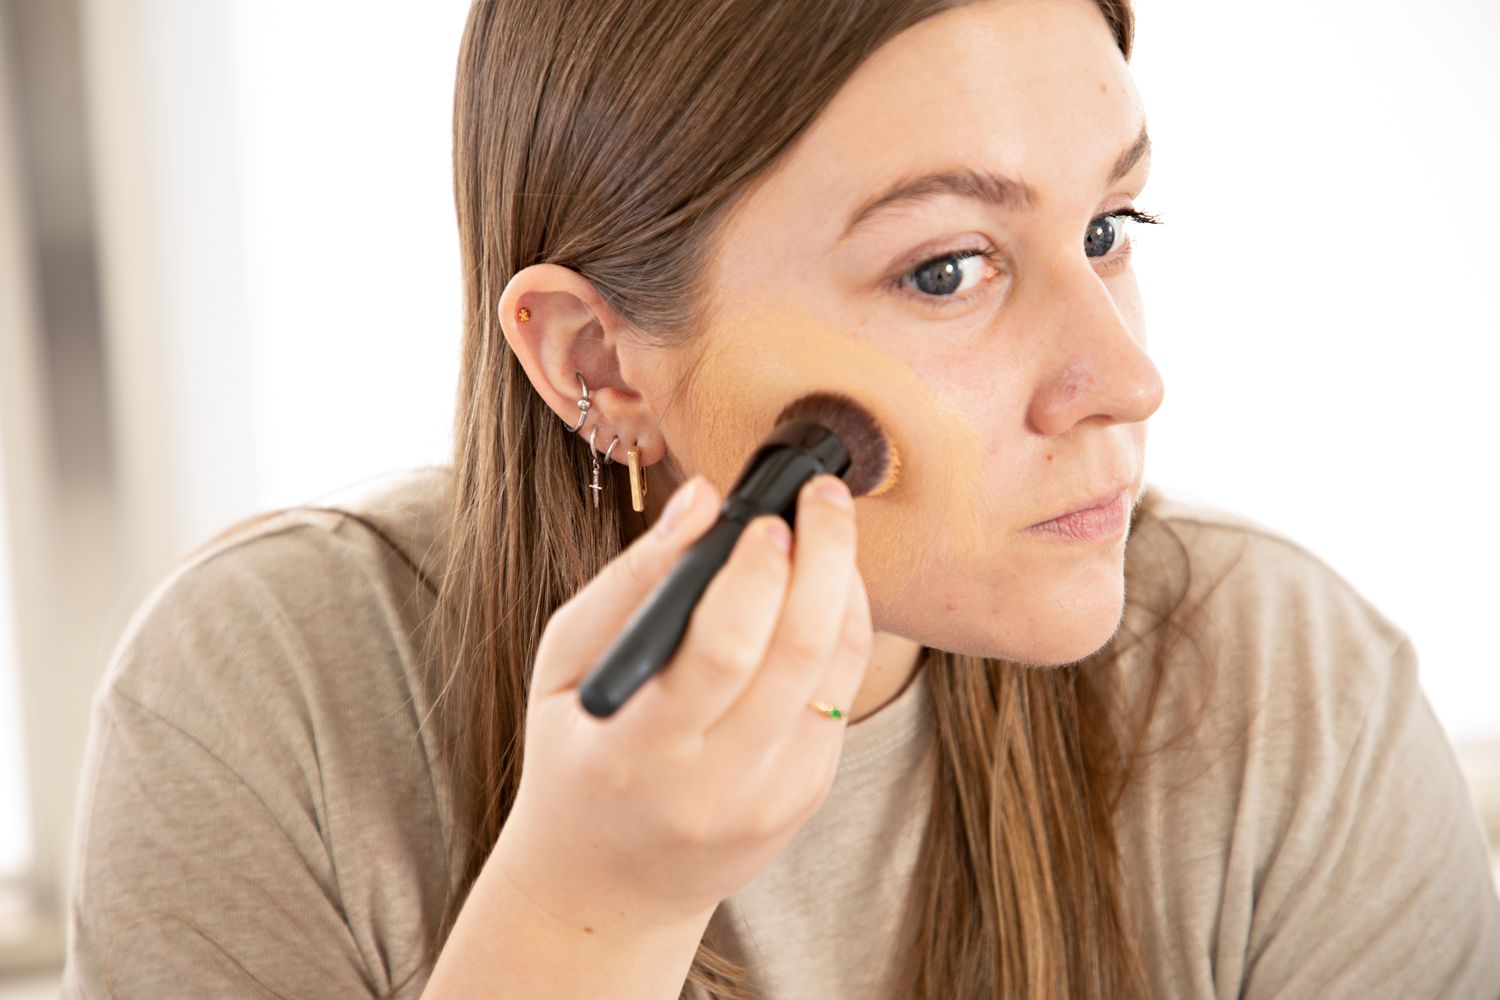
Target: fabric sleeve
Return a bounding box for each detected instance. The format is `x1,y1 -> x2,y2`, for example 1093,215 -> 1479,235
1242,637 -> 1500,999
62,686 -> 382,999
60,524 -> 451,1000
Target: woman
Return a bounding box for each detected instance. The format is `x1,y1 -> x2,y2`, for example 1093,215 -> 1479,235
62,0 -> 1500,997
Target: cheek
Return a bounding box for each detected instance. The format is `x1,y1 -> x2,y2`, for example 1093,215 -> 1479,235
661,352 -> 783,501
672,305 -> 1099,651
669,305 -> 1055,635
856,434 -> 1017,627
681,305 -> 992,512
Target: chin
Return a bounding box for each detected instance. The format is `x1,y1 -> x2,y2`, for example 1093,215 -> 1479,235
887,573 -> 1127,667
995,616 -> 1124,667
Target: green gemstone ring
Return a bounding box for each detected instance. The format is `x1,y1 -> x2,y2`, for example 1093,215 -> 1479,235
807,699 -> 845,720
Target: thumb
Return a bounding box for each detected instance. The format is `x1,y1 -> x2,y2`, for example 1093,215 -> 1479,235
533,474 -> 721,696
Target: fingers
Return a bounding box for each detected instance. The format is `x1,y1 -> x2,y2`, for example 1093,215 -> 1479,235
640,512 -> 794,735
772,564 -> 874,800
534,474 -> 720,697
712,474 -> 867,752
792,566 -> 876,755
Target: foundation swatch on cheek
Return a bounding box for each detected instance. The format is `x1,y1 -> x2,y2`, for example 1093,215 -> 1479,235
704,302 -> 985,517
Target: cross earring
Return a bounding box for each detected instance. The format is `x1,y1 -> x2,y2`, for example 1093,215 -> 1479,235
587,426 -> 604,509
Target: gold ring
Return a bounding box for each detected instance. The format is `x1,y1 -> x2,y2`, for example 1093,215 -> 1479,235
807,699 -> 845,720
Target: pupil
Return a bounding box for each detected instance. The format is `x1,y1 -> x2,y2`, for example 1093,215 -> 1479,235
1084,218 -> 1115,258
914,257 -> 964,296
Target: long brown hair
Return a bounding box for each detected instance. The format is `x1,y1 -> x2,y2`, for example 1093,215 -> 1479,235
419,2 -> 1230,998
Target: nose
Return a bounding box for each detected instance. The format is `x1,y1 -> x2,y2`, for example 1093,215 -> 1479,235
1024,261 -> 1165,437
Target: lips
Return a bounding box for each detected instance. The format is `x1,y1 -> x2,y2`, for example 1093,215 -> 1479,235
1031,483 -> 1132,527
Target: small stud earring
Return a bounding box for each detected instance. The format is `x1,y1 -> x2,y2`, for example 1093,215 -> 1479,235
517,306 -> 531,323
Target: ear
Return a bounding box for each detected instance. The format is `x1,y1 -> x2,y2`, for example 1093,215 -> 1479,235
496,263 -> 683,507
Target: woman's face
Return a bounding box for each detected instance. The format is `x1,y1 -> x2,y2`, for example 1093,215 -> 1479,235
625,0 -> 1164,667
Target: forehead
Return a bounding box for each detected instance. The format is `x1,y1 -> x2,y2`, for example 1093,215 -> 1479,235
722,0 -> 1141,250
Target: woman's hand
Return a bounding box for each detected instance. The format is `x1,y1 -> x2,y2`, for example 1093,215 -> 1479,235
494,472 -> 873,929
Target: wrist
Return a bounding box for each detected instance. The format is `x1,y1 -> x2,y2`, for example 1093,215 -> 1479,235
489,815 -> 719,938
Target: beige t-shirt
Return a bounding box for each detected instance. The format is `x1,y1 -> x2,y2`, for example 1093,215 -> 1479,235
61,466 -> 1500,999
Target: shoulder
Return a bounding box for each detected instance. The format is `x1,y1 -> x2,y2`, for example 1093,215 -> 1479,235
1109,485 -> 1500,995
1105,484 -> 1417,843
1112,483 -> 1411,742
69,464 -> 464,997
97,464 -> 456,755
1129,484 -> 1408,653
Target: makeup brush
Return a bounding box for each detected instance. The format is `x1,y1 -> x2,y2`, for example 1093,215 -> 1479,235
577,390 -> 899,718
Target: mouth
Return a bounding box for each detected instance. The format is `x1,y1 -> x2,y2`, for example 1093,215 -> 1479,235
1024,487 -> 1131,543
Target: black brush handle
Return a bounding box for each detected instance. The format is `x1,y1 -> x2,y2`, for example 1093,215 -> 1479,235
577,433 -> 847,719
577,513 -> 747,718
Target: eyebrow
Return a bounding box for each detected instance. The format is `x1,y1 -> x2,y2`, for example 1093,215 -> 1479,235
838,121 -> 1151,241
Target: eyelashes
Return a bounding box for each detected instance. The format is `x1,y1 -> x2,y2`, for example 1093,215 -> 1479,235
885,208 -> 1164,311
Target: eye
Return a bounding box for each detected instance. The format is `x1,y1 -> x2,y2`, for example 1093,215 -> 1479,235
883,208 -> 1163,311
883,247 -> 1004,310
1085,208 -> 1162,261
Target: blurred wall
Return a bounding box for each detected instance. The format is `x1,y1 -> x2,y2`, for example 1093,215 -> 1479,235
1,0 -> 115,975
0,0 -> 470,972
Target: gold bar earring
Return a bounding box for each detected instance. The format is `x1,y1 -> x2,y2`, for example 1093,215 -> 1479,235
627,446 -> 648,513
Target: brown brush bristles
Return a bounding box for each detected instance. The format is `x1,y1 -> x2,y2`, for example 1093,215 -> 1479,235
773,390 -> 900,499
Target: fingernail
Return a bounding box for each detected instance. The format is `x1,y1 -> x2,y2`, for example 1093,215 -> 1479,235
815,476 -> 852,509
656,477 -> 699,539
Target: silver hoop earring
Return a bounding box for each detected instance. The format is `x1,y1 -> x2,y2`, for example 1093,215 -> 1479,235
567,371 -> 590,433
